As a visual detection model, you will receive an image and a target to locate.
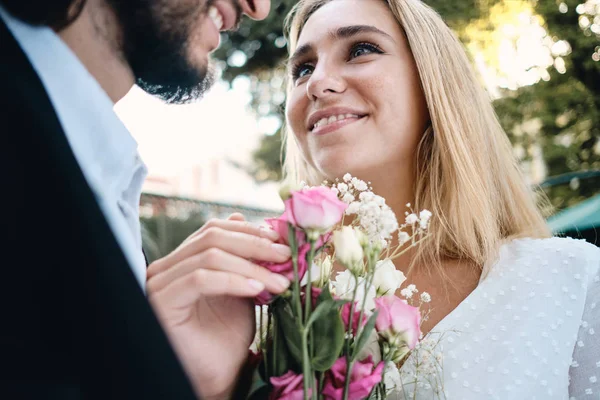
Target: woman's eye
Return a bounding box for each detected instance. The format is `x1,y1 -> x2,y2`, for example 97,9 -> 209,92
293,64 -> 314,81
350,43 -> 383,59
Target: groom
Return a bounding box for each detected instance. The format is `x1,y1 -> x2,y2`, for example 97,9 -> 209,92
0,0 -> 292,399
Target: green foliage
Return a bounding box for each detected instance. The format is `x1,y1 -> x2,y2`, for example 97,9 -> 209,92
213,0 -> 297,81
309,285 -> 346,371
140,212 -> 207,262
251,128 -> 285,182
273,299 -> 304,365
213,0 -> 600,212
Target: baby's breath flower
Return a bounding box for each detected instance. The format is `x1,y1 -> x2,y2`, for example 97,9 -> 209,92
419,210 -> 432,230
398,231 -> 410,245
352,178 -> 368,191
405,213 -> 418,225
400,288 -> 413,299
342,192 -> 355,204
343,173 -> 352,182
337,182 -> 348,194
346,201 -> 360,215
359,191 -> 374,202
420,292 -> 431,303
373,195 -> 385,206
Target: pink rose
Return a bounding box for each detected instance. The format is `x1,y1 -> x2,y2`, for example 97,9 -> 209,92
254,243 -> 309,305
265,215 -> 306,247
341,302 -> 369,334
270,370 -> 310,400
287,187 -> 347,232
301,286 -> 322,309
374,296 -> 421,350
322,356 -> 384,400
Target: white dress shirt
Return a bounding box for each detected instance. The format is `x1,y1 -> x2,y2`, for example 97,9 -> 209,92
1,7 -> 148,288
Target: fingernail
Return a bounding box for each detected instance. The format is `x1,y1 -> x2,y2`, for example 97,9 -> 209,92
274,274 -> 291,290
248,279 -> 265,291
261,226 -> 280,241
272,243 -> 291,257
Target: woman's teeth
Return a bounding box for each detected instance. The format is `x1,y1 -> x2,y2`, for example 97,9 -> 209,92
209,6 -> 224,30
313,114 -> 360,130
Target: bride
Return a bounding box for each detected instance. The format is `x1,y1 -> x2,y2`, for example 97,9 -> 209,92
281,0 -> 599,398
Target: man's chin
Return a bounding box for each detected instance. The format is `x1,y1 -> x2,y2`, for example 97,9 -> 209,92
136,64 -> 216,104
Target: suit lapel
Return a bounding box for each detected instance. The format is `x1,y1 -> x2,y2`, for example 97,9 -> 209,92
0,18 -> 197,399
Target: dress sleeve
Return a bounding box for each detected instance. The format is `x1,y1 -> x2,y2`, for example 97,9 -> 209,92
568,244 -> 600,399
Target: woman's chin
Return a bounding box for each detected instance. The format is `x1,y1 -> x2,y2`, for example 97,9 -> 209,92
316,162 -> 371,183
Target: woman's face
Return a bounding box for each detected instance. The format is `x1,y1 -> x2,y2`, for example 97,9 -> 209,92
286,0 -> 429,182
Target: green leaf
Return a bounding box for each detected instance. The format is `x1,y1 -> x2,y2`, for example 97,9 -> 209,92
273,301 -> 303,365
318,283 -> 334,302
246,365 -> 270,400
352,311 -> 379,361
246,383 -> 271,400
310,303 -> 345,371
269,317 -> 287,377
305,299 -> 337,329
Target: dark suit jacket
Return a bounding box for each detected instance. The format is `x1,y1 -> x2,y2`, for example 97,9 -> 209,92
0,17 -> 198,400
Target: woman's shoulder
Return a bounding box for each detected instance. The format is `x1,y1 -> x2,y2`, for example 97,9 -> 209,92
497,236 -> 600,281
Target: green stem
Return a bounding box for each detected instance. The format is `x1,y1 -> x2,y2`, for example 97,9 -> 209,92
305,240 -> 318,400
304,240 -> 316,324
271,318 -> 277,377
357,253 -> 377,339
344,276 -> 359,356
342,359 -> 355,400
288,226 -> 304,324
264,306 -> 271,381
342,275 -> 360,400
302,330 -> 312,400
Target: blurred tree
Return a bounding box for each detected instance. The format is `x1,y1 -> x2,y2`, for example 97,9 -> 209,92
140,212 -> 207,262
251,128 -> 285,181
492,0 -> 600,209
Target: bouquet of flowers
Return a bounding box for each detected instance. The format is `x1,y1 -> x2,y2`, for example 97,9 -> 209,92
248,175 -> 434,400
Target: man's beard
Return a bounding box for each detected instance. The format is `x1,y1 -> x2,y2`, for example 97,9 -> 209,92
107,0 -> 217,104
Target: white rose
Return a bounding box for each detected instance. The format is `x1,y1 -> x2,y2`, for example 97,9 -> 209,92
333,226 -> 364,271
355,278 -> 377,311
332,269 -> 354,297
332,270 -> 376,311
373,259 -> 406,296
301,256 -> 333,287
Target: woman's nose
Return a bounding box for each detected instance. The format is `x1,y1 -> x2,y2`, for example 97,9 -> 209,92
306,67 -> 347,101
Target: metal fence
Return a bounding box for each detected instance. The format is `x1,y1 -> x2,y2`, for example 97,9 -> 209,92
140,192 -> 281,262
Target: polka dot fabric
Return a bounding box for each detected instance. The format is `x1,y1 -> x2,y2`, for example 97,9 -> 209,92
391,237 -> 600,399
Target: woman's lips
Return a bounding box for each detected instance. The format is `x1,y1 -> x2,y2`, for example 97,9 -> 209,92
311,115 -> 367,135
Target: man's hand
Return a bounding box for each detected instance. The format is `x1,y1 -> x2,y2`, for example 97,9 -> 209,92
146,213 -> 291,399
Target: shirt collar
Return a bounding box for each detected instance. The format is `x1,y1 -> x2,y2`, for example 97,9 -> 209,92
0,6 -> 143,199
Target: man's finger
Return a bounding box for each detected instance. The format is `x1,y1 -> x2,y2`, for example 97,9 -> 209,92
147,248 -> 290,295
149,269 -> 265,310
228,213 -> 245,221
148,225 -> 289,278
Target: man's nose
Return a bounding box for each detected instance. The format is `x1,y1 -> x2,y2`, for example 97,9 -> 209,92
238,0 -> 271,20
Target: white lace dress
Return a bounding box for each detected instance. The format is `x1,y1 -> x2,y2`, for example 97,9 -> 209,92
389,237 -> 600,400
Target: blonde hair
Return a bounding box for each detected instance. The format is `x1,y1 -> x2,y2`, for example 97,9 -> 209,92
282,0 -> 551,278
